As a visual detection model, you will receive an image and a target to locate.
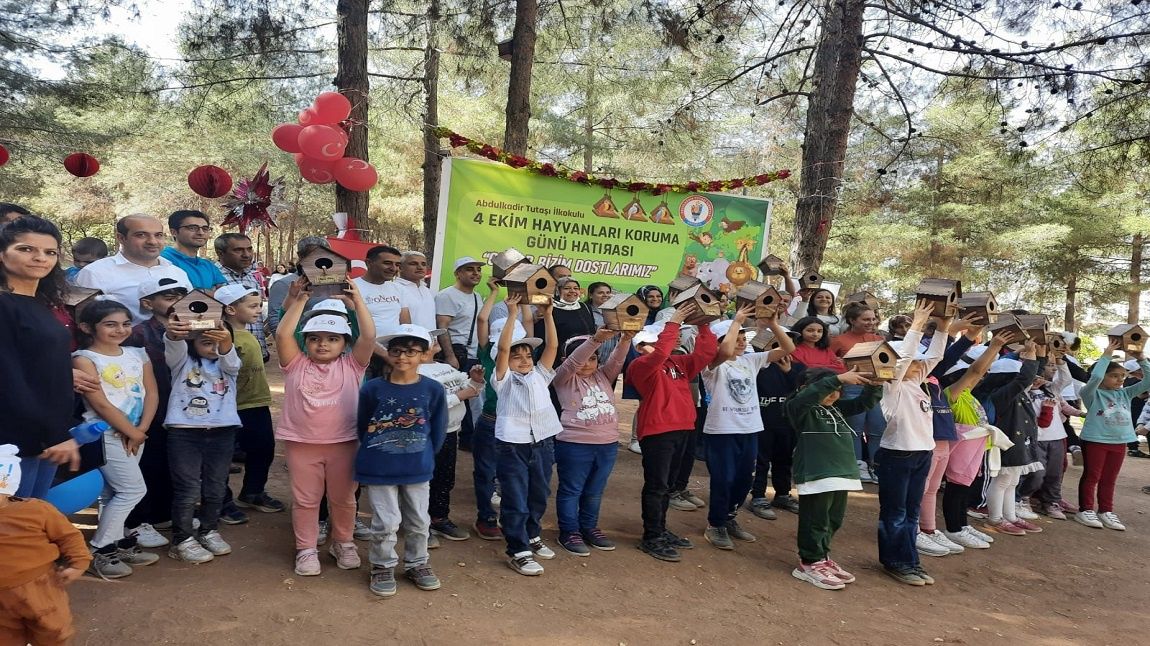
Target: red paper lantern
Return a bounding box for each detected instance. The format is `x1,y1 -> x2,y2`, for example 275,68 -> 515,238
187,165 -> 233,198
296,155 -> 335,184
271,123 -> 304,153
64,153 -> 100,177
0,144 -> 9,167
312,92 -> 352,125
298,107 -> 318,126
332,158 -> 378,192
297,125 -> 346,161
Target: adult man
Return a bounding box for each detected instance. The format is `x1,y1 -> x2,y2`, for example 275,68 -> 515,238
0,202 -> 32,224
268,236 -> 330,333
161,210 -> 226,290
215,232 -> 269,360
354,245 -> 409,332
435,257 -> 484,370
393,250 -> 450,362
76,214 -> 190,322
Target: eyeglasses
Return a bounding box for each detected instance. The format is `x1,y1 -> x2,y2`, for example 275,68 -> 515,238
387,348 -> 423,358
179,225 -> 212,233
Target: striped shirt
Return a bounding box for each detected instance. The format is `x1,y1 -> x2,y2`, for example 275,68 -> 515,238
217,262 -> 269,358
493,365 -> 563,443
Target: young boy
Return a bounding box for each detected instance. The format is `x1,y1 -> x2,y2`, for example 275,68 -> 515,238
357,324 -> 447,597
0,444 -> 92,644
65,236 -> 109,282
492,293 -> 562,576
626,302 -> 718,562
216,284 -> 284,515
123,270 -> 192,548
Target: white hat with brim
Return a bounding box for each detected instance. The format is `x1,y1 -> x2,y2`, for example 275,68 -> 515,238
490,336 -> 543,360
633,323 -> 665,347
1123,359 -> 1142,373
989,357 -> 1023,374
376,324 -> 434,347
214,284 -> 260,306
310,298 -> 348,315
0,443 -> 20,496
945,344 -> 993,376
138,268 -> 193,299
710,319 -> 746,337
301,314 -> 353,337
453,256 -> 484,272
489,317 -> 528,344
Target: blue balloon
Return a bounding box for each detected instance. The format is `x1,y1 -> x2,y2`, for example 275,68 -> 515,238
43,470 -> 104,515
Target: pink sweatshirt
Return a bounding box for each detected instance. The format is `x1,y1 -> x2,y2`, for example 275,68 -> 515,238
553,336 -> 630,444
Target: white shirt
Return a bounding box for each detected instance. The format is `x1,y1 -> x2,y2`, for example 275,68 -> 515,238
354,277 -> 404,333
393,277 -> 436,330
493,365 -> 563,443
435,285 -> 482,359
75,253 -> 187,323
702,352 -> 771,434
418,362 -> 482,433
879,330 -> 945,451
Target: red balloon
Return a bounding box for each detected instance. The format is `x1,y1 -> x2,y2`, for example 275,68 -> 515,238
298,107 -> 318,126
297,125 -> 346,161
0,144 -> 9,167
64,152 -> 100,177
272,123 -> 304,153
297,156 -> 335,184
312,92 -> 352,125
333,158 -> 378,192
187,165 -> 233,198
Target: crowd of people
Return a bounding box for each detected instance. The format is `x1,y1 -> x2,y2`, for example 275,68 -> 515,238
1,202 -> 1149,643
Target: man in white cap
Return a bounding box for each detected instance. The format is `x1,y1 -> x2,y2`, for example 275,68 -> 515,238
435,256 -> 484,371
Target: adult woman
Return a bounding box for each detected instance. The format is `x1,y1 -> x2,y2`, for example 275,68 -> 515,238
638,285 -> 664,324
543,277 -> 596,358
0,217 -> 81,497
805,289 -> 843,337
268,262 -> 292,289
829,302 -> 887,481
585,281 -> 618,361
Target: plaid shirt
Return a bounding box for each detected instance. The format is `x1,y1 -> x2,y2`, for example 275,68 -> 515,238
217,262 -> 269,358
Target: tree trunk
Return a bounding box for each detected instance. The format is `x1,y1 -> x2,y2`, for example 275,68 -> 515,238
789,0 -> 866,274
503,0 -> 538,156
334,0 -> 369,227
1128,232 -> 1144,324
1064,273 -> 1077,332
422,0 -> 442,255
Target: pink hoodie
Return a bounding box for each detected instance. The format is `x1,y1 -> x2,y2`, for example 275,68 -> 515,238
553,336 -> 630,444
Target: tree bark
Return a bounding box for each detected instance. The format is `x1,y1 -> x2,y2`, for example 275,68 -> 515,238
1064,273 -> 1077,332
334,0 -> 370,228
789,0 -> 866,274
422,0 -> 442,255
1128,232 -> 1144,324
503,0 -> 538,156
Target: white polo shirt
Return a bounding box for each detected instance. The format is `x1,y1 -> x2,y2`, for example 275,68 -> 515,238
393,277 -> 436,330
75,253 -> 189,323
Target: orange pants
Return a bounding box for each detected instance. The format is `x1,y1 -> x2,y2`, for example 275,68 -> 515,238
0,571 -> 75,645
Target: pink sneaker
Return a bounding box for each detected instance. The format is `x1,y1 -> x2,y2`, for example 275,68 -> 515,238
1011,518 -> 1043,533
984,520 -> 1026,536
1059,499 -> 1079,513
791,561 -> 845,590
823,558 -> 855,583
294,548 -> 321,576
1041,503 -> 1067,520
328,541 -> 362,569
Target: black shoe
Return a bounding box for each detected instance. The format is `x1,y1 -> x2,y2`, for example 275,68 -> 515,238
219,506 -> 249,525
228,464 -> 243,474
236,492 -> 286,513
1127,449 -> 1150,459
638,537 -> 681,562
232,450 -> 247,464
772,494 -> 801,514
661,529 -> 694,550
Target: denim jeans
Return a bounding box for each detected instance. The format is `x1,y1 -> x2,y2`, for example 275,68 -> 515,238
496,437 -> 554,556
554,440 -> 617,534
472,413 -> 499,524
844,384 -> 886,462
92,432 -> 147,548
639,430 -> 690,541
874,447 -> 932,570
15,457 -> 58,499
704,433 -> 758,527
168,427 -> 238,544
751,425 -> 795,499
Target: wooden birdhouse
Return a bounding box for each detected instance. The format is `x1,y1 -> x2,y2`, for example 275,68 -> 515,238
63,286 -> 102,318
503,263 -> 556,306
750,329 -> 782,352
299,246 -> 350,299
1016,314 -> 1050,344
757,254 -> 785,277
671,283 -> 723,326
171,289 -> 225,334
842,340 -> 900,381
599,293 -> 649,331
491,248 -> 528,281
1108,323 -> 1147,353
957,291 -> 999,325
915,278 -> 962,318
798,269 -> 823,290
987,313 -> 1029,342
844,291 -> 879,311
667,275 -> 702,301
1046,333 -> 1067,352
735,280 -> 782,320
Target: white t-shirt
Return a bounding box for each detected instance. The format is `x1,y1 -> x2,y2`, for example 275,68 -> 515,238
394,277 -> 436,330
75,253 -> 188,323
493,365 -> 563,443
702,352 -> 771,434
73,347 -> 150,426
435,286 -> 482,359
354,277 -> 404,333
418,362 -> 481,433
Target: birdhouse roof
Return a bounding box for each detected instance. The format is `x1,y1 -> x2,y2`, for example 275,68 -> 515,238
843,340 -> 898,361
672,283 -> 716,305
916,278 -> 961,297
300,246 -> 350,262
958,291 -> 997,307
1109,323 -> 1146,336
503,263 -> 551,283
1015,314 -> 1049,331
601,293 -> 644,310
63,286 -> 102,308
736,280 -> 777,301
668,275 -> 702,292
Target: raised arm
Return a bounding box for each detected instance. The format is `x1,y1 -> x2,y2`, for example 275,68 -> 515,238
711,304 -> 754,368
275,277 -> 309,368
495,293 -> 523,381
761,311 -> 796,363
892,301 -> 932,383
1080,339 -> 1120,409
948,331 -> 1014,396
476,276 -> 500,345
538,301 -> 558,371
345,281 -> 376,367
603,330 -> 633,382
556,330 -> 606,383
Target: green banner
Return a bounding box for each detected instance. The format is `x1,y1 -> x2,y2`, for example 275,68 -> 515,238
431,158 -> 773,296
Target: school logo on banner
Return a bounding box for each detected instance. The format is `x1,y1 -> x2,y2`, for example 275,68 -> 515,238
679,195 -> 714,227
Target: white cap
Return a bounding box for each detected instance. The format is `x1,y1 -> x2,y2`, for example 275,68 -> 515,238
655,307 -> 677,323
489,317 -> 528,344
1123,359 -> 1142,372
989,357 -> 1023,374
214,284 -> 259,306
138,268 -> 192,299
300,313 -> 353,336
376,324 -> 433,346
710,319 -> 746,337
944,344 -> 992,376
453,256 -> 484,272
490,336 -> 543,360
310,298 -> 347,315
0,444 -> 20,496
892,339 -> 931,362
633,323 -> 665,347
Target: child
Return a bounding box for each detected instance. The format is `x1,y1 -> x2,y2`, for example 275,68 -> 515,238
552,327 -> 632,556
357,324 -> 448,597
163,316 -> 242,564
275,278 -> 375,575
627,302 -> 718,563
1022,357 -> 1082,520
701,306 -> 794,550
784,368 -> 881,590
216,284 -> 284,515
471,278 -> 514,541
830,302 -> 888,483
749,352 -> 805,520
492,293 -> 562,576
73,299 -> 159,578
64,236 -> 108,282
1074,341 -> 1150,530
789,316 -> 845,372
804,288 -> 842,336
0,446 -> 92,644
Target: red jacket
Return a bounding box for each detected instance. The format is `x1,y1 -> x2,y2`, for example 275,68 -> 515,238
626,322 -> 717,439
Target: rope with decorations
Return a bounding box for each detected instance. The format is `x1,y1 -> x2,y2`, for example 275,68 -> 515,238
433,127 -> 791,195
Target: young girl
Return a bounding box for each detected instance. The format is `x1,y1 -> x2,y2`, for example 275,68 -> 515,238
73,300 -> 159,578
804,289 -> 842,336
1074,341 -> 1150,531
789,317 -> 845,373
1019,358 -> 1082,520
552,328 -> 632,556
275,278 -> 376,576
784,367 -> 881,590
622,285 -> 666,454
830,302 -> 887,482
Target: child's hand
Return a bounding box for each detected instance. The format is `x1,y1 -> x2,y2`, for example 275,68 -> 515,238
504,292 -> 522,308
910,300 -> 934,329
486,275 -> 501,292
1020,339 -> 1038,359
165,319 -> 192,341
341,279 -> 363,307
949,313 -> 980,337
593,328 -> 615,343
670,302 -> 696,324
733,303 -> 755,324
775,355 -> 793,373
1106,338 -> 1122,355
1136,425 -> 1148,437
620,330 -> 637,344
990,329 -> 1018,348
56,566 -> 84,586
837,367 -> 875,386
468,364 -> 485,383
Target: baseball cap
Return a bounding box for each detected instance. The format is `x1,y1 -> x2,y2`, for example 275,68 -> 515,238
214,284 -> 259,306
376,324 -> 434,346
453,256 -> 484,272
300,314 -> 353,336
138,269 -> 192,299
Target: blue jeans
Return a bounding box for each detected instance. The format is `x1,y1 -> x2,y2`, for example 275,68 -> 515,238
704,433 -> 758,527
844,384 -> 886,461
874,447 -> 932,570
16,457 -> 58,499
472,413 -> 498,524
554,440 -> 617,534
167,427 -> 238,544
496,437 -> 554,556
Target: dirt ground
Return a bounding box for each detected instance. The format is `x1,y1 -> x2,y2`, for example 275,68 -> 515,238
66,362 -> 1150,646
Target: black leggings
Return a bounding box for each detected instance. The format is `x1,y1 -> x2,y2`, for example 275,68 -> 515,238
942,480 -> 971,533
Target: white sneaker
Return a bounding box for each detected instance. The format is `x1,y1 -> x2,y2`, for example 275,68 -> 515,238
1099,512 -> 1126,531
945,529 -> 989,549
1074,510 -> 1104,529
196,530 -> 232,556
130,523 -> 169,548
168,537 -> 214,564
491,491 -> 501,508
1015,501 -> 1039,520
529,537 -> 556,560
915,531 -> 950,557
963,525 -> 994,543
927,529 -> 964,554
629,440 -> 642,455
353,517 -> 372,541
508,551 -> 544,576
295,548 -> 321,576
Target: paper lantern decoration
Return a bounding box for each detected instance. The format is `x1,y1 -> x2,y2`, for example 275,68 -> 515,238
332,157 -> 378,192
272,123 -> 304,153
297,125 -> 346,161
0,144 -> 8,167
313,91 -> 352,124
297,155 -> 335,184
187,165 -> 233,198
64,152 -> 100,177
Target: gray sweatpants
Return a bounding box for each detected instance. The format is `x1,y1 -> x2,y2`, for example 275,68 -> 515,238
364,482 -> 431,571
1020,439 -> 1066,505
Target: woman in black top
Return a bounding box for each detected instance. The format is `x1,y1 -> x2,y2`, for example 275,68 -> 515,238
539,277 -> 596,359
0,217 -> 80,497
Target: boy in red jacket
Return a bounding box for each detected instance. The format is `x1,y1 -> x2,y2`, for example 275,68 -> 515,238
626,303 -> 718,561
